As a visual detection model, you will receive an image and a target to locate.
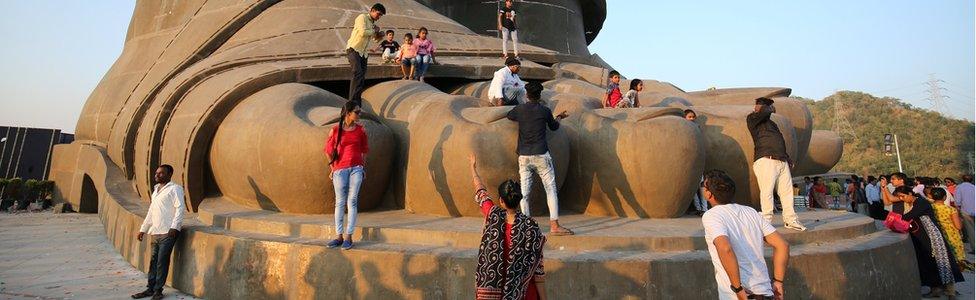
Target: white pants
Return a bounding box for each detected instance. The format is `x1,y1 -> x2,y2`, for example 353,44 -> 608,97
382,48 -> 398,61
519,152 -> 559,220
502,28 -> 519,56
752,157 -> 798,224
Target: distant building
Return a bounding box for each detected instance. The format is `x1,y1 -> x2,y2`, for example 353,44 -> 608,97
0,126 -> 74,181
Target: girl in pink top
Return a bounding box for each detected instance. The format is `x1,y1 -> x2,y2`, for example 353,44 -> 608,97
411,27 -> 436,82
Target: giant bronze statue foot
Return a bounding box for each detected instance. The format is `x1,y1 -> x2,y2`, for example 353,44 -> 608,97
210,83 -> 395,214
541,71 -> 831,207
361,80 -> 570,217
454,81 -> 707,218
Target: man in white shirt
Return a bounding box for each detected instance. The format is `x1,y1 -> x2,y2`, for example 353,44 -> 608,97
132,165 -> 186,300
864,176 -> 881,204
488,57 -> 526,106
701,170 -> 790,300
864,176 -> 885,220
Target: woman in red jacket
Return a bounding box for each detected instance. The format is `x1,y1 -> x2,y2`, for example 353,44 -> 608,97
324,101 -> 369,250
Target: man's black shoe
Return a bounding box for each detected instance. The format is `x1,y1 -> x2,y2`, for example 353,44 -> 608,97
131,290 -> 153,299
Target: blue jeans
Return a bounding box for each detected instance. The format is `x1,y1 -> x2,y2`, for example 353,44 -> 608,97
411,54 -> 431,79
333,166 -> 364,235
518,152 -> 560,220
146,234 -> 177,293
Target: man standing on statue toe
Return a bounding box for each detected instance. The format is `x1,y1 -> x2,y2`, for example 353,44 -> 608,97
506,81 -> 573,236
747,97 -> 806,231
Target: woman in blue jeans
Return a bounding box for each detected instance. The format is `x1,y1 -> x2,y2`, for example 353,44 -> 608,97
324,101 -> 369,250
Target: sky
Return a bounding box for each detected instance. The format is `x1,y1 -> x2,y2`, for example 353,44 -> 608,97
590,0 -> 975,121
0,1 -> 135,133
0,0 -> 973,134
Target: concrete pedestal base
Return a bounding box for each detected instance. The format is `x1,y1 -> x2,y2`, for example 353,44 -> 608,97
62,142 -> 920,299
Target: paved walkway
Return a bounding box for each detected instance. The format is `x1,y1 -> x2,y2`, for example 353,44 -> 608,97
0,212 -> 200,300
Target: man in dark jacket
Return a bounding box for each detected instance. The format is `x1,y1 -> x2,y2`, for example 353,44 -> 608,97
747,97 -> 806,231
507,82 -> 573,235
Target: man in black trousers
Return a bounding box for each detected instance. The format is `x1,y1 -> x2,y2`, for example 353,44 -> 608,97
345,3 -> 386,104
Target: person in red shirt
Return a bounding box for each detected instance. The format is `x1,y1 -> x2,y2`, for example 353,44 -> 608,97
945,177 -> 957,198
324,101 -> 369,250
603,70 -> 623,108
469,154 -> 546,300
811,176 -> 829,209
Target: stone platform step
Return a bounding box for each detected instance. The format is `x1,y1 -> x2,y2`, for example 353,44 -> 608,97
77,140 -> 918,299
178,217 -> 915,300
197,197 -> 879,252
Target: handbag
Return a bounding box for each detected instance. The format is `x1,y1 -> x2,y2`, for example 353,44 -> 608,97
883,212 -> 910,233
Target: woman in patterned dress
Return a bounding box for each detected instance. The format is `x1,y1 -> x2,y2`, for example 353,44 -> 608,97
469,154 -> 546,300
892,186 -> 964,298
925,187 -> 975,272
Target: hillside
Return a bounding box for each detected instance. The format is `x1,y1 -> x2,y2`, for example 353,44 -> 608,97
799,91 -> 974,177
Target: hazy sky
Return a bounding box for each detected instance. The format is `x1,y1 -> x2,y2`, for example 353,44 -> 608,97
590,0 -> 975,120
1,0 -> 973,133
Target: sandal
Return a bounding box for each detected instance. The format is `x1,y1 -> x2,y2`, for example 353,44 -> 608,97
549,226 -> 574,236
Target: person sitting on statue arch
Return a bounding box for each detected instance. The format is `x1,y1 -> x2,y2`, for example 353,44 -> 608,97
488,57 -> 527,106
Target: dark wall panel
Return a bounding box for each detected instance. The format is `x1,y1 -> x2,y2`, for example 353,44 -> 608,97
0,126 -> 74,180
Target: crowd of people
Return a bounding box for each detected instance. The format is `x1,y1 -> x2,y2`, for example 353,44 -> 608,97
128,2 -> 973,300
797,171 -> 976,298
798,171 -> 976,298
879,173 -> 973,298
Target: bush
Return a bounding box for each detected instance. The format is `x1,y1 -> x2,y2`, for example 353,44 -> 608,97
24,179 -> 39,201
4,178 -> 22,200
36,180 -> 54,201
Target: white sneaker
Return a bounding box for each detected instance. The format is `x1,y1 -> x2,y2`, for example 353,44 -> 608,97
784,221 -> 807,231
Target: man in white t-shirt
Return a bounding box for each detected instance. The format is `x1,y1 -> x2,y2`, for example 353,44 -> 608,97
701,170 -> 791,300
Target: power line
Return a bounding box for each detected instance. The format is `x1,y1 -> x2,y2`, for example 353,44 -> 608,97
941,80 -> 975,95
944,88 -> 975,100
870,82 -> 925,95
